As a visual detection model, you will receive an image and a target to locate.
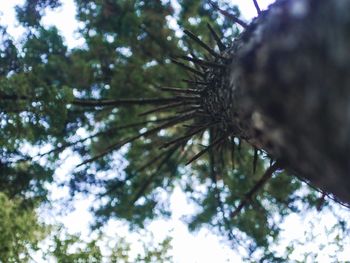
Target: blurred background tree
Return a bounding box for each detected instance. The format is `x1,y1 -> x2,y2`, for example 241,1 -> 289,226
0,0 -> 349,261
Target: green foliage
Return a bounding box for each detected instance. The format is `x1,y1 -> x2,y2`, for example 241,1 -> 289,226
49,233 -> 103,263
0,23 -> 79,207
135,235 -> 173,263
0,0 -> 349,260
0,192 -> 173,263
0,161 -> 53,206
0,192 -> 48,263
47,229 -> 173,263
16,0 -> 61,27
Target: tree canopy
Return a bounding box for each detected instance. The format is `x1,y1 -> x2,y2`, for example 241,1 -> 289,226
0,0 -> 350,261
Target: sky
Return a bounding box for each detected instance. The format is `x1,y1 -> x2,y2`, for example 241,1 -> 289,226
1,0 -> 350,262
0,0 -> 275,49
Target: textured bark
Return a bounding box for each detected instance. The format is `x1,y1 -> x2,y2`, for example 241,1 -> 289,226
205,0 -> 350,204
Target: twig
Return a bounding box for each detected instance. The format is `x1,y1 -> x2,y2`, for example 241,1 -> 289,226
186,133 -> 229,165
171,58 -> 205,78
183,29 -> 222,58
208,1 -> 248,28
182,79 -> 208,86
179,55 -> 225,68
131,145 -> 179,205
252,0 -> 261,15
160,87 -> 201,94
72,97 -> 181,107
139,101 -> 184,116
207,23 -> 226,52
231,161 -> 284,219
76,111 -> 196,167
253,148 -> 258,174
160,121 -> 217,149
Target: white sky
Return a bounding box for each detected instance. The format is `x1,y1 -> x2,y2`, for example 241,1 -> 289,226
1,0 -> 350,262
0,0 -> 275,49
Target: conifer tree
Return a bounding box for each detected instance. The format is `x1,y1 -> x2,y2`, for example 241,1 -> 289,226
1,0 -> 350,260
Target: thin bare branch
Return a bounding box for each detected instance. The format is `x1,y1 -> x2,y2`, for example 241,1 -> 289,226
253,148 -> 258,174
183,29 -> 222,58
231,161 -> 284,219
231,137 -> 236,170
131,145 -> 180,205
160,87 -> 201,94
136,151 -> 165,173
71,97 -> 181,107
179,55 -> 225,68
139,101 -> 184,116
182,79 -> 208,86
175,106 -> 201,115
207,23 -> 226,52
160,124 -> 211,149
171,59 -> 205,78
208,1 -> 248,28
76,112 -> 196,167
186,133 -> 228,165
0,94 -> 29,101
252,0 -> 261,15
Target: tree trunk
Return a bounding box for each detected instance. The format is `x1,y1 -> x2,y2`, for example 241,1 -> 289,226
205,0 -> 350,204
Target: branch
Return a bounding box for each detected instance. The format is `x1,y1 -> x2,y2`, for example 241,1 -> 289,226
186,132 -> 229,165
76,111 -> 196,167
0,94 -> 29,101
160,87 -> 201,94
179,55 -> 225,68
252,0 -> 261,15
159,121 -> 217,149
171,58 -> 205,78
231,161 -> 285,219
207,23 -> 226,52
71,97 -> 182,107
183,29 -> 222,58
138,101 -> 185,116
208,1 -> 248,28
130,145 -> 179,205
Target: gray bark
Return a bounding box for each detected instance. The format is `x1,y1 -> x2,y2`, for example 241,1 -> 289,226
205,0 -> 350,204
